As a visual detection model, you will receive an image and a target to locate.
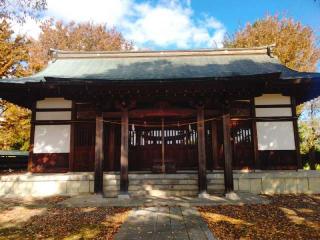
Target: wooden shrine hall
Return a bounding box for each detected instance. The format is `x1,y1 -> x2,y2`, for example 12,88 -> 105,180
1,46 -> 320,197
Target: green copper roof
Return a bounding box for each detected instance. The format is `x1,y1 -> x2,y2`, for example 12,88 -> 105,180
1,46 -> 320,83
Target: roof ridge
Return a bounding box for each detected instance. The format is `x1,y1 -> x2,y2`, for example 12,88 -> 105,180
50,45 -> 276,59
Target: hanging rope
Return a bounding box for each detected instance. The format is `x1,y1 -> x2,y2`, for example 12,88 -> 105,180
101,116 -> 297,128
32,116 -> 297,127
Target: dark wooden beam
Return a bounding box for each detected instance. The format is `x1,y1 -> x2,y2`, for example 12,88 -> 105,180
251,98 -> 260,170
28,102 -> 36,172
120,108 -> 129,195
222,112 -> 234,193
94,112 -> 104,193
69,101 -> 76,172
211,120 -> 219,170
108,125 -> 115,171
197,106 -> 207,194
291,96 -> 302,169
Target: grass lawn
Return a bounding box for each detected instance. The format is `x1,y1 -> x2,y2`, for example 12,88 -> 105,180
0,197 -> 130,240
199,194 -> 320,240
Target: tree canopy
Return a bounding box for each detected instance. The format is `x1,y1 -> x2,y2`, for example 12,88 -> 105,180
224,15 -> 320,72
0,20 -> 31,150
28,20 -> 133,73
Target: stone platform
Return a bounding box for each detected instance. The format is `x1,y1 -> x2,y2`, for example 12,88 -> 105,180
58,192 -> 270,208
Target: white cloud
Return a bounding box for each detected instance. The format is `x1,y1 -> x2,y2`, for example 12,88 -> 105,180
13,0 -> 226,49
10,17 -> 42,39
46,0 -> 132,27
124,1 -> 226,48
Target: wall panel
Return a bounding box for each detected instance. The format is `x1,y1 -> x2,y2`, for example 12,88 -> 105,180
255,108 -> 292,117
36,111 -> 72,120
34,125 -> 71,153
254,94 -> 291,105
36,98 -> 72,109
256,121 -> 295,150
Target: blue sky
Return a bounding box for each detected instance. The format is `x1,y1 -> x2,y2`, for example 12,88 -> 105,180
14,0 -> 320,70
192,0 -> 319,36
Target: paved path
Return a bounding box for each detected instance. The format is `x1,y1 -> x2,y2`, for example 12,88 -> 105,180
59,193 -> 270,208
114,206 -> 216,240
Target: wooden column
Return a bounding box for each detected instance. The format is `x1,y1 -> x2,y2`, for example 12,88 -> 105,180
197,106 -> 207,194
251,98 -> 260,170
222,113 -> 234,193
211,120 -> 219,170
108,125 -> 115,171
69,101 -> 76,172
291,96 -> 302,169
120,108 -> 129,195
28,102 -> 36,172
94,112 -> 104,193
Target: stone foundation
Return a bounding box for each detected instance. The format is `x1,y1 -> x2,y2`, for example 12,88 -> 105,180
0,172 -> 94,197
208,170 -> 320,194
0,170 -> 319,197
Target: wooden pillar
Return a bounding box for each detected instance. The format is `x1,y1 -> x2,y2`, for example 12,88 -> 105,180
94,112 -> 104,193
291,96 -> 302,169
197,106 -> 207,194
251,98 -> 260,170
222,113 -> 234,193
108,125 -> 115,171
69,101 -> 76,172
211,120 -> 219,170
28,102 -> 36,172
120,108 -> 129,195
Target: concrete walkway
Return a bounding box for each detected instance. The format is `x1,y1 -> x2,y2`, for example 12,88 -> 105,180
114,206 -> 216,240
58,192 -> 269,207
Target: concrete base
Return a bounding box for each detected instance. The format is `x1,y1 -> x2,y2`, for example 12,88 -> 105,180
118,193 -> 130,199
198,191 -> 210,199
225,191 -> 240,201
1,170 -> 320,197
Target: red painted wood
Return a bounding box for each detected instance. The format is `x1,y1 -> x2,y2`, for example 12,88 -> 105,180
30,153 -> 69,173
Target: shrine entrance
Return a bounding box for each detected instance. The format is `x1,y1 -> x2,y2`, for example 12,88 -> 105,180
128,116 -> 198,173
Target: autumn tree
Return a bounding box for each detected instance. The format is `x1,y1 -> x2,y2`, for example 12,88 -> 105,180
0,20 -> 31,150
224,15 -> 320,72
225,15 -> 320,168
28,20 -> 133,73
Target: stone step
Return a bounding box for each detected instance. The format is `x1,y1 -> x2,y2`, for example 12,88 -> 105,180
130,179 -> 198,185
130,190 -> 198,197
208,185 -> 225,191
207,179 -> 224,184
129,184 -> 198,191
104,174 -> 198,180
104,184 -> 198,191
104,189 -> 198,197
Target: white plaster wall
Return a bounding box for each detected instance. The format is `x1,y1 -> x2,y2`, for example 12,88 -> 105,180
254,94 -> 291,105
256,121 -> 295,150
36,111 -> 71,121
36,98 -> 72,109
255,107 -> 292,117
33,125 -> 71,153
